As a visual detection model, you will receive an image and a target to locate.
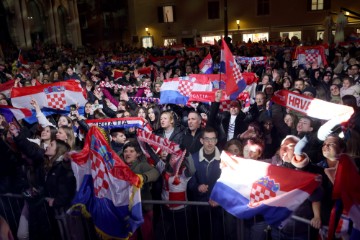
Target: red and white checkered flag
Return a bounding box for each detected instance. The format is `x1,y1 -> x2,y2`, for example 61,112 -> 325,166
231,56 -> 242,83
178,79 -> 194,96
46,92 -> 67,110
90,151 -> 110,198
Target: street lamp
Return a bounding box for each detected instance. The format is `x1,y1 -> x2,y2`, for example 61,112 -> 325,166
236,20 -> 240,30
145,27 -> 150,36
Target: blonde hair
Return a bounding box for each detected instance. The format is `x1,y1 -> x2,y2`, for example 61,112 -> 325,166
59,126 -> 75,149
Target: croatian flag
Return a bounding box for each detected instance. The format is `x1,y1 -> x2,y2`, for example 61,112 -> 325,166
199,53 -> 213,74
0,79 -> 15,98
0,105 -> 32,122
11,80 -> 87,111
70,126 -> 143,239
294,45 -> 327,66
220,39 -> 246,96
160,76 -> 212,104
328,154 -> 360,240
149,55 -> 179,68
210,152 -> 320,226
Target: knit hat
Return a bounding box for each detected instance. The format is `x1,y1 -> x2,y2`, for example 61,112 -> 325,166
302,86 -> 317,97
230,100 -> 241,109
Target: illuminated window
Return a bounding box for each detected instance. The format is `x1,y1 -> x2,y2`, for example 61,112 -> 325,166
243,33 -> 268,43
280,31 -> 302,40
309,0 -> 330,11
158,6 -> 175,23
201,35 -> 232,45
317,30 -> 336,40
142,36 -> 153,48
164,38 -> 177,46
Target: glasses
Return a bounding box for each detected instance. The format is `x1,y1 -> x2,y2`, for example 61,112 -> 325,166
330,87 -> 338,91
202,137 -> 217,143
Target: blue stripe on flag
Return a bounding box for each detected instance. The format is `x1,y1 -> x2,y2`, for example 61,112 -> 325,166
72,175 -> 143,238
159,90 -> 188,105
211,182 -> 291,226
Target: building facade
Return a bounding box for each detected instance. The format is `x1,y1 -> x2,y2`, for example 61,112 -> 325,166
0,0 -> 359,50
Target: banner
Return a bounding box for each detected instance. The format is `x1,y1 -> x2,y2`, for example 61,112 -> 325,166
271,90 -> 354,120
86,117 -> 152,132
136,128 -> 185,183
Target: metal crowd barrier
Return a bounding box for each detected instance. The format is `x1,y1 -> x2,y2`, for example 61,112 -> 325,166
0,194 -> 320,240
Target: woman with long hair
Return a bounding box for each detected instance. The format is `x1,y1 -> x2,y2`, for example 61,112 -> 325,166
56,126 -> 75,150
9,125 -> 76,240
147,104 -> 161,131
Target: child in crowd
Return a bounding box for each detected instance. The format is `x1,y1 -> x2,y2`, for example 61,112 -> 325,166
340,76 -> 360,106
110,129 -> 127,153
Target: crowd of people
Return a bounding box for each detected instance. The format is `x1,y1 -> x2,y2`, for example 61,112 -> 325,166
0,36 -> 360,240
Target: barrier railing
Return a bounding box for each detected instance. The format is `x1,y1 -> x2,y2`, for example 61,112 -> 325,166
0,194 -> 321,240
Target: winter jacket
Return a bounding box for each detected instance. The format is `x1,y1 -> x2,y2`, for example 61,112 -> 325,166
187,147 -> 221,202
153,125 -> 185,145
207,102 -> 247,145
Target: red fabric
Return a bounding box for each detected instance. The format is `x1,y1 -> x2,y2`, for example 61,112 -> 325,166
328,154 -> 360,240
222,38 -> 239,96
70,126 -> 142,188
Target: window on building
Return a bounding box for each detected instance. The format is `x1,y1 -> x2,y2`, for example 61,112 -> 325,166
201,35 -> 232,45
142,36 -> 153,48
164,38 -> 177,46
243,33 -> 268,43
257,0 -> 269,16
158,6 -> 175,23
317,30 -> 335,40
280,31 -> 302,40
208,1 -> 220,19
308,0 -> 330,11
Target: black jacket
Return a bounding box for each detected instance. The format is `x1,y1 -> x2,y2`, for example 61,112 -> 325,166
181,128 -> 203,154
153,125 -> 185,145
207,102 -> 247,145
45,159 -> 76,209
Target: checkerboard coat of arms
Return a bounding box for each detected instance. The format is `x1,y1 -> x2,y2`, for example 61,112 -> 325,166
249,176 -> 280,207
44,86 -> 67,109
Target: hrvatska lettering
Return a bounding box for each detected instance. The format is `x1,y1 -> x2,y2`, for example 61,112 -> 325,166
287,93 -> 311,114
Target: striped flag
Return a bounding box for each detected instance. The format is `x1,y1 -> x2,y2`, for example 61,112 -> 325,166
11,80 -> 87,111
70,126 -> 143,239
210,151 -> 320,226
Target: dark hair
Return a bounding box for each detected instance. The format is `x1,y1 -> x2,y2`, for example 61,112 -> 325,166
327,133 -> 346,153
188,111 -> 202,120
201,126 -> 218,138
224,139 -> 243,152
147,104 -> 161,130
110,129 -> 125,138
122,140 -> 143,156
342,95 -> 358,110
343,76 -> 355,85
